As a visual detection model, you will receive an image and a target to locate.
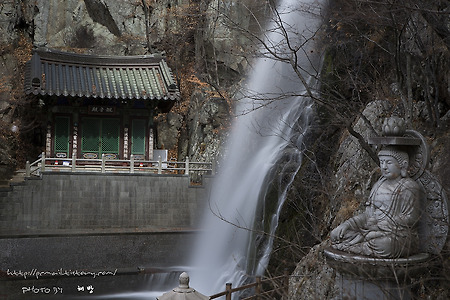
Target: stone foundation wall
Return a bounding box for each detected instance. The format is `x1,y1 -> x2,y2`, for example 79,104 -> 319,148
1,231 -> 196,271
0,172 -> 211,233
0,231 -> 197,299
0,173 -> 209,298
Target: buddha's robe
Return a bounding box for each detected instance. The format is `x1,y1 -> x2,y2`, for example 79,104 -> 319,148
332,177 -> 422,258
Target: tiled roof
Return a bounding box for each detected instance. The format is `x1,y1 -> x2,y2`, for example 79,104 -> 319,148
24,48 -> 180,101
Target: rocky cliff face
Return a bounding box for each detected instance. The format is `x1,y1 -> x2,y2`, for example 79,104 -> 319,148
267,1 -> 449,298
282,4 -> 450,297
32,0 -> 169,55
285,101 -> 449,300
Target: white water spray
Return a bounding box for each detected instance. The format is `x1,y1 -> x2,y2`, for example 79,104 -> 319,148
78,1 -> 323,299
188,0 -> 323,297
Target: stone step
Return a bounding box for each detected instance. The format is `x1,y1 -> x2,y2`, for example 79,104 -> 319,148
0,169 -> 26,188
0,186 -> 11,193
10,170 -> 26,184
0,180 -> 9,187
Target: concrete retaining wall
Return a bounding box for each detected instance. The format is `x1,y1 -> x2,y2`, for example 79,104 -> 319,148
1,231 -> 197,271
0,231 -> 197,300
0,172 -> 211,294
0,172 -> 210,233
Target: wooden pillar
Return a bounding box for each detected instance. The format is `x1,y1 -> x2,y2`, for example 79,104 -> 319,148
185,157 -> 190,175
255,276 -> 261,300
101,154 -> 106,173
123,126 -> 129,159
41,152 -> 46,172
130,154 -> 135,173
225,283 -> 232,300
72,123 -> 78,159
72,153 -> 76,172
284,269 -> 290,299
148,125 -> 154,160
45,123 -> 52,157
25,161 -> 30,177
158,156 -> 162,174
123,112 -> 129,160
148,110 -> 154,160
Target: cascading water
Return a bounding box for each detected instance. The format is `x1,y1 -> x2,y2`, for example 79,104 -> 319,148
58,2 -> 323,300
188,0 -> 323,297
86,1 -> 323,299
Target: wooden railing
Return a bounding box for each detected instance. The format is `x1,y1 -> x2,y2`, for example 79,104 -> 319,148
210,270 -> 290,300
25,152 -> 214,179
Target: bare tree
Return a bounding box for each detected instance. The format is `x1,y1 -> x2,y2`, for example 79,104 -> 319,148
189,1 -> 449,298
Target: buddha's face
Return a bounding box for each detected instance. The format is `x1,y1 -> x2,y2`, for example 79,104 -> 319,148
379,155 -> 402,180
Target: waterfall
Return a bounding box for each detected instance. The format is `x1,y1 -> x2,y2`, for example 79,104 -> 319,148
188,0 -> 323,297
51,2 -> 323,299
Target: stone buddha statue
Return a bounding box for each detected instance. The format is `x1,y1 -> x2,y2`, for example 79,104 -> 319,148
325,116 -> 448,300
330,146 -> 423,258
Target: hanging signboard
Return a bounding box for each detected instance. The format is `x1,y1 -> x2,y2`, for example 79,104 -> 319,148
88,106 -> 116,115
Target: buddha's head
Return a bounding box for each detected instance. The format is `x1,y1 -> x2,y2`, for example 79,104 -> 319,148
378,147 -> 409,180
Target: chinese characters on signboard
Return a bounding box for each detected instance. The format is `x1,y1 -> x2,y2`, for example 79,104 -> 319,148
88,106 -> 115,115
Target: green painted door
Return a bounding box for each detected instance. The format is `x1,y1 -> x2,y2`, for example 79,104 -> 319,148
81,118 -> 120,158
54,116 -> 70,158
131,119 -> 146,157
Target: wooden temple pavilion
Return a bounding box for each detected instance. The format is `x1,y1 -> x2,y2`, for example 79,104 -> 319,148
24,48 -> 180,162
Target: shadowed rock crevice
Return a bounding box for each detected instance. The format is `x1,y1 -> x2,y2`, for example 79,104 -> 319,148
83,0 -> 121,37
71,26 -> 96,48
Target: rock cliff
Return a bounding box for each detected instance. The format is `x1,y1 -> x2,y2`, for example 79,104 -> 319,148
278,1 -> 450,298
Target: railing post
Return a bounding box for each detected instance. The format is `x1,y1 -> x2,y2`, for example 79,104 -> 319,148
72,153 -> 76,172
130,155 -> 134,173
158,156 -> 162,174
185,156 -> 190,175
226,283 -> 232,300
25,161 -> 30,177
283,269 -> 289,298
41,152 -> 46,173
255,276 -> 261,300
101,154 -> 105,173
